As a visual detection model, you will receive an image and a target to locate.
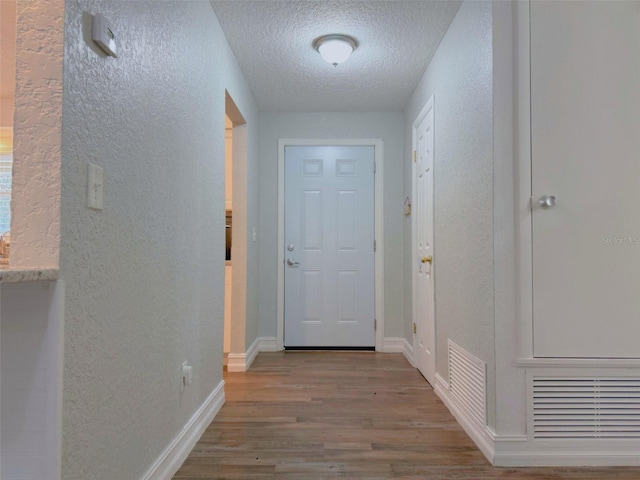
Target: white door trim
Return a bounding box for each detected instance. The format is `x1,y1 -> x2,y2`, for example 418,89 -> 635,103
515,0 -> 535,360
277,139 -> 384,351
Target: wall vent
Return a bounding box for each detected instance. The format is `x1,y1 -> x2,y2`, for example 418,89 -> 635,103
532,377 -> 640,439
448,340 -> 487,427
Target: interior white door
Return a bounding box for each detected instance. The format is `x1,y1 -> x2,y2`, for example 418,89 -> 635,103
530,1 -> 640,358
284,145 -> 375,348
413,98 -> 435,384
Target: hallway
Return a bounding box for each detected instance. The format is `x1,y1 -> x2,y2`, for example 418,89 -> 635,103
173,352 -> 640,479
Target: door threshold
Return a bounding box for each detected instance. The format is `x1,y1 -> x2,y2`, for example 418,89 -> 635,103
284,346 -> 375,351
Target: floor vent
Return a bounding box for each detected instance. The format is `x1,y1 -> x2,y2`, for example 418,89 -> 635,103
532,377 -> 640,439
448,340 -> 486,427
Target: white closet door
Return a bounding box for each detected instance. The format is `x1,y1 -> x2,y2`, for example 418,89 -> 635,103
531,1 -> 640,357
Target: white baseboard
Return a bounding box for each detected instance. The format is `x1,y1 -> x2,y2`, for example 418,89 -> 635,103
227,337 -> 258,372
226,353 -> 245,372
434,373 -> 495,464
382,336 -> 406,352
258,336 -> 278,352
141,380 -> 225,480
492,431 -> 640,466
227,337 -> 279,372
494,450 -> 640,467
383,337 -> 415,366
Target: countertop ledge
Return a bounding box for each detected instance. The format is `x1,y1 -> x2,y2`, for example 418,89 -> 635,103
0,268 -> 59,283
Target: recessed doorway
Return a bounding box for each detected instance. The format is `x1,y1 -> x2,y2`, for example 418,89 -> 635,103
223,92 -> 250,372
223,114 -> 233,365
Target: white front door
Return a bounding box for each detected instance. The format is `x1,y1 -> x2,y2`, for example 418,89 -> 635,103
413,97 -> 435,384
284,145 -> 375,348
530,1 -> 640,357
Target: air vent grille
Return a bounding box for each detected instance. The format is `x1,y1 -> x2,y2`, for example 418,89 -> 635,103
532,377 -> 640,439
448,340 -> 486,427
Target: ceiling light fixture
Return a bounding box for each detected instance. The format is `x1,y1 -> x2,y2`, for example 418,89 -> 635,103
312,34 -> 358,67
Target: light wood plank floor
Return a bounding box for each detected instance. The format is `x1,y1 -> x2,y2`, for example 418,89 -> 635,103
173,352 -> 640,479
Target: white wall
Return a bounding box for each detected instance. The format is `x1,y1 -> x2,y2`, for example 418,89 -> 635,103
59,2 -> 259,479
491,0 -> 526,436
242,120 -> 261,351
403,1 -> 495,426
258,112 -> 405,340
1,282 -> 64,480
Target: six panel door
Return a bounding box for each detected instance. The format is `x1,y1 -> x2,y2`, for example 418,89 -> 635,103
284,145 -> 375,348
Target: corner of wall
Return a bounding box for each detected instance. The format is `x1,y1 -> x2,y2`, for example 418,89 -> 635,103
491,0 -> 527,437
11,0 -> 64,268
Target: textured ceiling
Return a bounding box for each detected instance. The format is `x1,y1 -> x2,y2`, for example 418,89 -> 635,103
210,1 -> 462,112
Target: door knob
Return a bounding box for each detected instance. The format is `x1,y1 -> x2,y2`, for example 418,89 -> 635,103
539,195 -> 556,209
421,256 -> 432,264
286,258 -> 300,266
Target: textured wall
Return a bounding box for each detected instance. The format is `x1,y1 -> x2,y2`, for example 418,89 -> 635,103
0,0 -> 17,127
11,0 -> 64,268
1,282 -> 63,480
60,2 -> 258,479
403,1 -> 495,426
258,112 -> 405,339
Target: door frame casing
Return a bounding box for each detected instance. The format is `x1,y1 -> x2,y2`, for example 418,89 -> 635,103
225,91 -> 249,371
276,139 -> 385,351
515,0 -> 534,361
411,96 -> 436,383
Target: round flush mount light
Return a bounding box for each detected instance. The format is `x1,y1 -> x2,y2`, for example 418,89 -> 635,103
312,34 -> 358,66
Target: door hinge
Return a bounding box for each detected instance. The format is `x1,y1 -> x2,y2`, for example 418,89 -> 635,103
374,318 -> 377,331
413,150 -> 417,162
413,322 -> 417,335
373,161 -> 376,174
373,239 -> 376,252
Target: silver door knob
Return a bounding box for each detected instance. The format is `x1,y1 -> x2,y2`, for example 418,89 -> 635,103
539,195 -> 556,209
286,258 -> 300,266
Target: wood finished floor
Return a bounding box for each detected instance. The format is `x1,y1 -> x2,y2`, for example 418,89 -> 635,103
173,352 -> 640,479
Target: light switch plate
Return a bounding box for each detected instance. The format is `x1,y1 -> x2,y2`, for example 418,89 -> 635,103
87,163 -> 104,210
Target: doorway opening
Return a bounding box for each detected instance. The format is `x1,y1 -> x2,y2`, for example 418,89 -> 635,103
223,114 -> 233,366
223,92 -> 248,372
